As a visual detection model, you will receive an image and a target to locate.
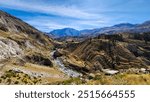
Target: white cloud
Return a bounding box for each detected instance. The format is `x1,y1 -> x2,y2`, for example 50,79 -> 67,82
1,0 -> 144,32
0,0 -> 114,31
0,0 -> 101,20
25,16 -> 80,32
24,16 -> 109,32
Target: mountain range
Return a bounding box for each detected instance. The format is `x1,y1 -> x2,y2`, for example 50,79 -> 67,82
49,21 -> 150,38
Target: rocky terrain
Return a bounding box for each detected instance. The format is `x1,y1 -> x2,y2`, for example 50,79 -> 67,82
52,33 -> 150,85
0,10 -> 68,85
0,10 -> 150,85
72,34 -> 150,71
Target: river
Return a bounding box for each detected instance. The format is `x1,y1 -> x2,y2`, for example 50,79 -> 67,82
50,51 -> 82,78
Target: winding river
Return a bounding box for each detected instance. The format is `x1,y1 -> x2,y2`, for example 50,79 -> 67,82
50,51 -> 82,78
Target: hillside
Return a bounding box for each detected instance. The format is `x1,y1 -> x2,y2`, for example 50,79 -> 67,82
0,10 -> 68,84
49,32 -> 150,85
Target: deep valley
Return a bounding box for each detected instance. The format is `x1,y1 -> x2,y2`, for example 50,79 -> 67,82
0,10 -> 150,85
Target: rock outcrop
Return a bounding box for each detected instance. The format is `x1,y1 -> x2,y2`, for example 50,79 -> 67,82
0,37 -> 22,61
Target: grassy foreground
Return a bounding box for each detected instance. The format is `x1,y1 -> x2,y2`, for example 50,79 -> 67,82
55,73 -> 150,85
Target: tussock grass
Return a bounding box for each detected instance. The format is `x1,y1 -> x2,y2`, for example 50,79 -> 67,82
55,73 -> 150,85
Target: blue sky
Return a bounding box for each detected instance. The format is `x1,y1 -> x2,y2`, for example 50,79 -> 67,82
0,0 -> 150,32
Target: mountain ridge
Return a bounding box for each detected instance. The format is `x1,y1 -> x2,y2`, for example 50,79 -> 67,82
49,21 -> 150,38
50,28 -> 80,38
0,10 -> 69,84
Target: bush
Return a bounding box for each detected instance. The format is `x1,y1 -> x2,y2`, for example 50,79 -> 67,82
14,81 -> 19,84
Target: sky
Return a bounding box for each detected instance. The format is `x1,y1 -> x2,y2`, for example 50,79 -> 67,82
0,0 -> 150,32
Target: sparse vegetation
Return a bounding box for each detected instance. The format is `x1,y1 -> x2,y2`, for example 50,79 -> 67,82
54,78 -> 83,85
55,73 -> 150,85
0,69 -> 42,85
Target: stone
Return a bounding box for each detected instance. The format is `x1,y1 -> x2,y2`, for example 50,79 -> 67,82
0,37 -> 22,61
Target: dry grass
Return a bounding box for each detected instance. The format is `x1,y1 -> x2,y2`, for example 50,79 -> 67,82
24,63 -> 64,75
87,73 -> 150,85
55,73 -> 150,85
0,62 -> 68,85
0,69 -> 42,85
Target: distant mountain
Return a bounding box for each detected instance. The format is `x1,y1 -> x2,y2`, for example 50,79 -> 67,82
80,23 -> 137,36
138,20 -> 150,27
49,20 -> 150,38
50,28 -> 80,38
113,23 -> 136,28
49,23 -> 137,38
80,29 -> 100,36
80,21 -> 150,37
